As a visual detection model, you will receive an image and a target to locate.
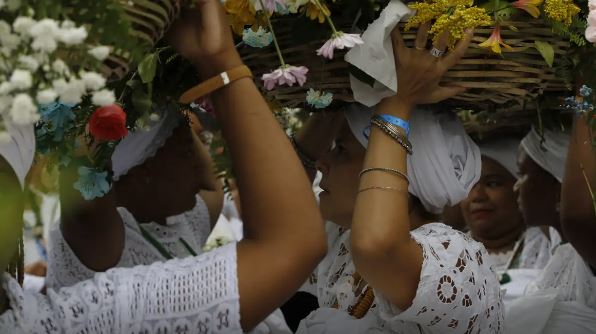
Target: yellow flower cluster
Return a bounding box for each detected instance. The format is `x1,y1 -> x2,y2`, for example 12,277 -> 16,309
406,0 -> 492,49
225,0 -> 258,35
544,0 -> 581,26
305,1 -> 331,23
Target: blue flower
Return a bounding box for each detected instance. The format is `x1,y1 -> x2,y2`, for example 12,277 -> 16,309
580,85 -> 592,98
306,89 -> 333,109
73,166 -> 111,200
242,27 -> 273,48
38,102 -> 76,142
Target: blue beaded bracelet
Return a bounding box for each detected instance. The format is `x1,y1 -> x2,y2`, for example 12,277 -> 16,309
378,114 -> 409,136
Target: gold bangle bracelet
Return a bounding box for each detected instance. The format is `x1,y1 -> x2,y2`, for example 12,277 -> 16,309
359,167 -> 409,183
358,186 -> 408,194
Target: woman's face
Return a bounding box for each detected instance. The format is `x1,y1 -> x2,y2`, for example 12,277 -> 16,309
461,157 -> 523,239
317,121 -> 366,228
514,148 -> 560,227
0,157 -> 24,270
129,124 -> 203,214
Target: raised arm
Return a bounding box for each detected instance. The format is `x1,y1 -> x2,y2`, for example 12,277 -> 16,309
168,0 -> 326,330
350,24 -> 472,310
561,115 -> 596,267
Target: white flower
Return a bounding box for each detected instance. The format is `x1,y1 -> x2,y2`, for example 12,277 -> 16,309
13,16 -> 35,35
10,93 -> 39,125
36,89 -> 57,105
61,20 -> 75,29
0,95 -> 12,114
9,69 -> 32,89
52,59 -> 69,75
0,82 -> 13,94
88,46 -> 111,61
6,0 -> 20,11
57,79 -> 86,104
0,20 -> 10,35
30,19 -> 59,52
57,26 -> 87,45
0,0 -> 5,10
18,55 -> 39,71
52,78 -> 67,93
0,21 -> 21,54
149,113 -> 160,122
91,89 -> 115,106
80,71 -> 106,91
29,19 -> 59,38
316,32 -> 364,59
0,131 -> 11,143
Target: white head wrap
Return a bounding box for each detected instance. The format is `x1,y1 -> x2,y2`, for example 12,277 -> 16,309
479,137 -> 520,179
520,127 -> 570,183
345,104 -> 481,214
111,107 -> 182,180
0,120 -> 35,189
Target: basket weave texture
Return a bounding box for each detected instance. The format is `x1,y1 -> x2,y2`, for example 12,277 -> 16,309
240,20 -> 571,108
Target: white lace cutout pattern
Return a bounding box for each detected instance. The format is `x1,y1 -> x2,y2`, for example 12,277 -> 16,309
46,195 -> 211,290
375,223 -> 504,334
0,244 -> 240,334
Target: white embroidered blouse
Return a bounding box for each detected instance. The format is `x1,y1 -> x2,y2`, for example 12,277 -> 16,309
299,222 -> 504,334
0,244 -> 241,333
46,195 -> 211,290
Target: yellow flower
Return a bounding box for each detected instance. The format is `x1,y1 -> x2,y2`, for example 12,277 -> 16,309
544,0 -> 581,26
512,0 -> 544,18
429,6 -> 492,49
479,25 -> 512,54
304,1 -> 330,23
225,0 -> 257,35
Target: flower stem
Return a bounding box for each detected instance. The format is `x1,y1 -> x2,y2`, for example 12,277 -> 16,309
259,0 -> 286,67
313,0 -> 339,35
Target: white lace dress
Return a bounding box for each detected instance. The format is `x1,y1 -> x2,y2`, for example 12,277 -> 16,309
505,243 -> 596,334
46,195 -> 212,290
0,244 -> 241,333
298,222 -> 504,334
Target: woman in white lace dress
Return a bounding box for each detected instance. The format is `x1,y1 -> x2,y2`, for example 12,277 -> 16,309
294,24 -> 503,334
460,138 -> 553,275
505,117 -> 596,333
0,1 -> 326,332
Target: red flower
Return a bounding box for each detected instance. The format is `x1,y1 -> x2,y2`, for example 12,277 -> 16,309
88,104 -> 128,141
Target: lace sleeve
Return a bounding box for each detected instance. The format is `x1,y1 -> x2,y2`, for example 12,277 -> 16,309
374,223 -> 504,334
2,244 -> 241,334
189,194 -> 213,248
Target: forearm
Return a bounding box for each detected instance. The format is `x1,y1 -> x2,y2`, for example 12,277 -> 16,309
561,115 -> 596,267
351,98 -> 422,309
59,164 -> 124,271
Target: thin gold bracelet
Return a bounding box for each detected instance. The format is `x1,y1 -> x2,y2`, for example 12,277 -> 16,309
359,167 -> 409,183
358,186 -> 408,194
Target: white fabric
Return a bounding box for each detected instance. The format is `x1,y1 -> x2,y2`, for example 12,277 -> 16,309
111,107 -> 182,180
0,243 -> 242,333
483,227 -> 552,274
46,195 -> 212,289
0,121 -> 35,189
520,127 -> 570,183
22,274 -> 45,293
505,243 -> 596,334
299,222 -> 504,334
345,0 -> 412,107
500,269 -> 541,305
479,137 -> 520,179
345,105 -> 481,214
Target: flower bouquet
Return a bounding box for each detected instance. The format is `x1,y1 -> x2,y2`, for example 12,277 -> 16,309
226,0 -> 592,109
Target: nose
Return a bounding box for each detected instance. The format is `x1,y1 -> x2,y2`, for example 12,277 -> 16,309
469,183 -> 488,202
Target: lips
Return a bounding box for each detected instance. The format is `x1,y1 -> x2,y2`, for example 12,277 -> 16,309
469,209 -> 494,220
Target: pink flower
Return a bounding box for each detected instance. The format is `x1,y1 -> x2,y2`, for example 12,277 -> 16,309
587,10 -> 596,42
254,0 -> 287,12
316,32 -> 364,59
261,65 -> 309,90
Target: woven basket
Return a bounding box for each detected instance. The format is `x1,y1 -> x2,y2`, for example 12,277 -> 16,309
240,19 -> 571,108
101,0 -> 182,80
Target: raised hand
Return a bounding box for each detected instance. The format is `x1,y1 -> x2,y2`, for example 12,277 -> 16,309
167,0 -> 243,79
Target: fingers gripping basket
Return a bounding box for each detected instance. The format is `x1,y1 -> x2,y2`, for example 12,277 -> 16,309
240,20 -> 571,108
101,0 -> 182,81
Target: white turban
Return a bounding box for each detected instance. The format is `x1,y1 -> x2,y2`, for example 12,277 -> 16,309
111,107 -> 182,180
0,120 -> 35,189
520,127 -> 570,183
479,137 -> 520,179
345,104 -> 481,214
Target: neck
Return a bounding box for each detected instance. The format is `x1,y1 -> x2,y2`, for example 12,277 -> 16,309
473,224 -> 525,253
115,187 -> 172,225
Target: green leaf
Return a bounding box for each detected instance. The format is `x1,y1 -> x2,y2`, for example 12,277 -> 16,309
508,25 -> 519,32
131,89 -> 153,114
138,53 -> 158,84
534,41 -> 555,67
